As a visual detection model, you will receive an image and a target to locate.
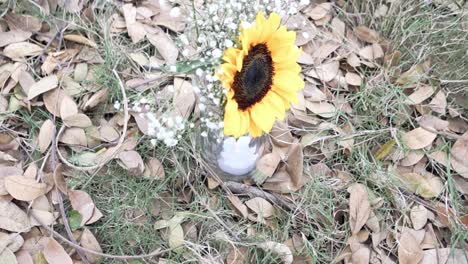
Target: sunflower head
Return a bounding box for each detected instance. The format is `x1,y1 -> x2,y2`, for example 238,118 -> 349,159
218,11 -> 304,138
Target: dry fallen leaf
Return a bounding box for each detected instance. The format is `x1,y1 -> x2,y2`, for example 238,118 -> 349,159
245,197 -> 275,220
0,200 -> 31,232
402,127 -> 437,150
227,195 -> 248,219
60,94 -> 78,120
3,42 -> 43,60
307,61 -> 340,82
68,189 -> 103,226
63,34 -> 97,48
43,238 -> 73,264
306,101 -> 336,118
397,172 -> 442,198
256,152 -> 281,179
122,4 -> 146,43
348,184 -> 371,235
147,27 -> 179,65
118,150 -> 145,175
172,78 -> 195,119
37,120 -> 55,153
80,228 -> 103,263
143,158 -> 165,180
27,75 -> 58,101
345,72 -> 362,86
410,205 -> 428,230
0,30 -> 32,47
404,85 -> 435,105
398,231 -> 423,264
305,3 -> 332,20
4,175 -> 47,201
354,26 -> 380,43
257,241 -> 293,264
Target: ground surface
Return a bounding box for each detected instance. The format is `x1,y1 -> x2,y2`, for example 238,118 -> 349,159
0,0 -> 467,264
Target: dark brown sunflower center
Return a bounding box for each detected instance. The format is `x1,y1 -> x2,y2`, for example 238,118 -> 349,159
232,43 -> 274,110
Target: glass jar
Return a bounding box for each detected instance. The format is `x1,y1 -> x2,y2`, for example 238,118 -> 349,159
194,75 -> 264,182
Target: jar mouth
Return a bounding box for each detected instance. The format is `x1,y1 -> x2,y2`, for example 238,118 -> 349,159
216,136 -> 262,176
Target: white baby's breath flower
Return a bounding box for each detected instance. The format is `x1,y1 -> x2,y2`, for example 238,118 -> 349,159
196,68 -> 204,77
170,65 -> 177,72
224,39 -> 233,48
212,49 -> 222,58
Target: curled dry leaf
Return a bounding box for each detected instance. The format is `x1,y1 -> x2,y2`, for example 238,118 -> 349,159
0,201 -> 31,232
59,128 -> 87,146
307,60 -> 339,82
43,238 -> 73,264
0,30 -> 32,47
397,172 -> 442,198
82,89 -> 108,111
353,26 -> 380,43
345,72 -> 362,86
3,42 -> 43,60
402,127 -> 437,150
256,152 -> 281,179
305,3 -> 332,20
4,176 -> 47,201
348,184 -> 371,235
147,27 -> 179,65
172,78 -> 195,120
69,189 -> 103,226
410,205 -> 428,230
227,195 -> 248,219
306,101 -> 336,118
80,228 -> 103,264
27,75 -> 58,101
63,34 -> 97,48
38,120 -> 55,153
404,85 -> 435,105
118,150 -> 145,175
398,231 -> 423,264
143,158 -> 165,180
63,114 -> 93,128
245,197 -> 275,220
256,241 -> 293,264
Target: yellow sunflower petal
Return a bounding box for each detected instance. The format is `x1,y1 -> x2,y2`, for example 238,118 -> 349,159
236,50 -> 244,72
272,87 -> 298,109
249,120 -> 263,137
224,99 -> 249,138
264,92 -> 286,120
249,101 -> 276,133
273,70 -> 305,92
222,47 -> 240,65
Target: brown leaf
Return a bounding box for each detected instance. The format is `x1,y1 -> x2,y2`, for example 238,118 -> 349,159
4,176 -> 47,201
59,128 -> 87,146
147,27 -> 179,65
398,231 -> 423,264
305,3 -> 332,20
0,231 -> 24,253
410,205 -> 428,230
63,114 -> 92,128
4,13 -> 42,32
402,127 -> 437,150
3,42 -> 43,60
143,158 -> 165,180
226,246 -> 248,264
0,200 -> 31,232
417,115 -> 449,132
0,248 -> 17,264
82,89 -> 108,111
347,53 -> 361,67
404,85 -> 435,105
15,249 -> 34,264
285,143 -> 304,188
99,125 -> 119,142
53,164 -> 67,195
43,89 -> 67,116
245,197 -> 275,219
63,34 -> 97,48
307,61 -> 339,82
0,30 -> 32,47
227,195 -> 248,219
27,75 -> 58,100
351,247 -> 370,264
122,4 -> 146,43
305,101 -> 336,118
43,238 -> 72,264
348,184 -> 371,235
354,26 -> 380,43
397,172 -> 442,198
345,72 -> 362,86
400,151 -> 424,167
118,150 -> 144,175
396,64 -> 426,86
256,152 -> 281,178
172,78 -> 195,119
311,42 -> 340,61
69,189 -> 102,226
37,120 -> 55,153
256,241 -> 293,264
428,91 -> 447,115
59,95 -> 78,120
451,133 -> 468,166
80,228 -> 102,264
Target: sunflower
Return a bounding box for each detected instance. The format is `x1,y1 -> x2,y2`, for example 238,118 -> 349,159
218,11 -> 304,138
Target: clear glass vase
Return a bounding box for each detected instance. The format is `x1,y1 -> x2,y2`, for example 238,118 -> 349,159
193,75 -> 264,182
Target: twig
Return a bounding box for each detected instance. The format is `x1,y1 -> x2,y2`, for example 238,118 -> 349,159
29,211 -> 173,260
222,181 -> 296,212
55,69 -> 129,171
50,123 -> 91,264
